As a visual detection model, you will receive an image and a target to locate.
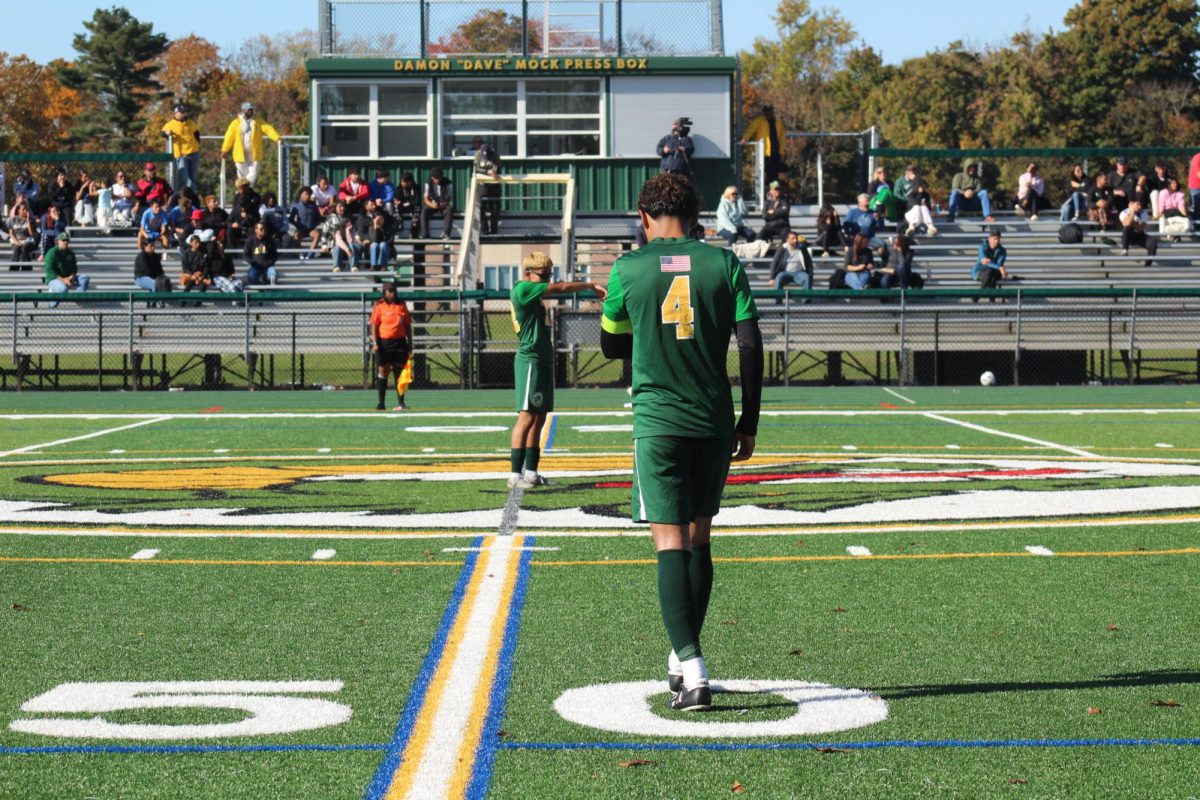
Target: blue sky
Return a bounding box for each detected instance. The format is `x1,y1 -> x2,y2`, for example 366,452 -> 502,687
8,1 -> 1079,64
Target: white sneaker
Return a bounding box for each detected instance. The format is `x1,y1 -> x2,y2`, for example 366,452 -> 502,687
506,474 -> 535,489
1030,215 -> 1039,223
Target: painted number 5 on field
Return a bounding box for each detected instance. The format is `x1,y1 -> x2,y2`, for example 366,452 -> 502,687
10,680 -> 351,740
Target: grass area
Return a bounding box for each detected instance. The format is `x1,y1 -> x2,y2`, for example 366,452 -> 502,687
2,386 -> 1200,797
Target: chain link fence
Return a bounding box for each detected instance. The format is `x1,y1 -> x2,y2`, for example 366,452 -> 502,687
319,0 -> 721,58
1,290 -> 1198,391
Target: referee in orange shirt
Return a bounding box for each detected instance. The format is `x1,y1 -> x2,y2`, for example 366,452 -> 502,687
370,282 -> 414,410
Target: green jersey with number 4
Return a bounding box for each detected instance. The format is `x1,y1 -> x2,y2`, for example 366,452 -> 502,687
601,235 -> 758,439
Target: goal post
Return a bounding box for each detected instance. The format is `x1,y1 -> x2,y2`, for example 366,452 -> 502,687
455,173 -> 577,288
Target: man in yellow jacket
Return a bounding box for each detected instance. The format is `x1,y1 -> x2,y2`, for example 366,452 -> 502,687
221,102 -> 282,186
743,104 -> 786,184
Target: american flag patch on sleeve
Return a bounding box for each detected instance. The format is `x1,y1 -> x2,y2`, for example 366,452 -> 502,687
660,255 -> 691,272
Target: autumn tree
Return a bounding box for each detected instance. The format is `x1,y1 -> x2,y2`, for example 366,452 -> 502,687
429,10 -> 541,54
0,54 -> 83,152
57,7 -> 168,149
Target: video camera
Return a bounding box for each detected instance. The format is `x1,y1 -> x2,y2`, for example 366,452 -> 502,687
672,117 -> 693,137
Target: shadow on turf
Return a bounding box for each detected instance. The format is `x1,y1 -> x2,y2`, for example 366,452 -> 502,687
869,669 -> 1200,700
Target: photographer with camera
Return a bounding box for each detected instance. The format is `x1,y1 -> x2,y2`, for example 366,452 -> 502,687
657,118 -> 696,177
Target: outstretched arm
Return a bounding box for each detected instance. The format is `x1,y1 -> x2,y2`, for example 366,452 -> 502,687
544,281 -> 606,298
732,317 -> 763,462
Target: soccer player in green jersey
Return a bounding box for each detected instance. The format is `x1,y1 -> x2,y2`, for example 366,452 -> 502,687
600,174 -> 763,711
508,252 -> 606,489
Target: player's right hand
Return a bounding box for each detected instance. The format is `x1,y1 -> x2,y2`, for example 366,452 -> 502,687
731,432 -> 755,462
591,283 -> 607,299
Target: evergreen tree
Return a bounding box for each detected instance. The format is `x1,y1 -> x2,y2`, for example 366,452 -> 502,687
57,6 -> 167,149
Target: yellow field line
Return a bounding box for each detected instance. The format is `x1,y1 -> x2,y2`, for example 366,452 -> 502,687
384,536 -> 496,799
535,547 -> 1200,567
0,556 -> 463,568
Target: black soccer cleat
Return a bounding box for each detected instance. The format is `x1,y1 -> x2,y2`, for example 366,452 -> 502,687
667,673 -> 683,693
670,683 -> 711,712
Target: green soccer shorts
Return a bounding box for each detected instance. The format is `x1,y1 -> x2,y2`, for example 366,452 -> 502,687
514,357 -> 554,413
630,435 -> 732,524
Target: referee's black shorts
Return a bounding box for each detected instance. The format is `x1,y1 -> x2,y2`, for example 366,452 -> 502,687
376,338 -> 410,368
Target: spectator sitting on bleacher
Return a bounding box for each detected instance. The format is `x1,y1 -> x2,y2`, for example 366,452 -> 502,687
138,197 -> 169,249
244,221 -> 279,285
392,172 -> 419,237
716,186 -> 755,244
813,203 -> 843,257
229,179 -> 262,247
770,230 -> 812,293
200,195 -> 229,246
133,238 -> 171,293
758,181 -> 791,244
43,231 -> 89,305
1107,157 -> 1137,213
111,171 -> 135,225
892,164 -> 920,219
868,166 -> 890,196
1133,174 -> 1154,210
1087,173 -> 1118,230
332,211 -> 361,273
419,168 -> 454,240
1059,164 -> 1089,222
94,177 -> 114,231
133,162 -> 171,221
319,200 -> 346,261
7,199 -> 37,269
1154,178 -> 1189,240
1147,161 -> 1172,216
289,187 -> 321,259
312,175 -> 336,217
1015,162 -> 1046,221
180,233 -> 213,293
869,180 -> 900,225
1119,199 -> 1157,264
842,194 -> 878,242
946,162 -> 994,223
880,234 -> 917,289
166,196 -> 194,249
15,170 -> 41,210
1188,150 -> 1200,222
354,198 -> 378,243
972,230 -> 1007,290
39,205 -> 67,257
338,168 -> 369,215
838,233 -> 874,290
370,170 -> 395,214
206,233 -> 244,293
48,171 -> 74,225
369,212 -> 394,270
74,169 -> 98,227
903,180 -> 938,237
258,191 -> 288,245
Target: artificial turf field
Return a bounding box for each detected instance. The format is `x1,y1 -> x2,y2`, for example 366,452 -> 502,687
2,385 -> 1200,799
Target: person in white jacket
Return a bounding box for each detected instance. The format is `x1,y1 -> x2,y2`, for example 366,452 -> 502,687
716,186 -> 755,245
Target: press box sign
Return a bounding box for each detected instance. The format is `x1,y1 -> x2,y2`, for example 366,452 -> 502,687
393,57 -> 650,73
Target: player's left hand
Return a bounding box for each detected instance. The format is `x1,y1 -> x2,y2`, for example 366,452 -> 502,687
591,283 -> 607,299
731,432 -> 755,462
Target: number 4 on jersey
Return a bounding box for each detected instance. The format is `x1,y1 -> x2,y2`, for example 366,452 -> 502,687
660,276 -> 695,340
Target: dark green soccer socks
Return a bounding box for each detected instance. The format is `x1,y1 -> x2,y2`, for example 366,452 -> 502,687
657,549 -> 701,662
689,544 -> 713,635
510,447 -> 526,474
523,446 -> 541,473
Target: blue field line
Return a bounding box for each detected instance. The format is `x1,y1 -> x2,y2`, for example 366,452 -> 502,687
361,536 -> 484,800
498,736 -> 1200,753
543,415 -> 558,453
0,743 -> 388,756
465,537 -> 536,799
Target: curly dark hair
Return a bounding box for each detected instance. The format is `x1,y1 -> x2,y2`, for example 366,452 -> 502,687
637,173 -> 698,222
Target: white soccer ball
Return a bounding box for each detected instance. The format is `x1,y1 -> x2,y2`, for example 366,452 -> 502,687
980,371 -> 996,387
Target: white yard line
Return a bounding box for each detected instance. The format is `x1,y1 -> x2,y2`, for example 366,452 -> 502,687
882,387 -> 917,405
921,412 -> 1095,458
0,416 -> 171,458
129,549 -> 159,560
398,535 -> 520,799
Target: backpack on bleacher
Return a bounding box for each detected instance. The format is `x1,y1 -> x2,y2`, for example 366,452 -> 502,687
1160,216 -> 1191,236
1058,222 -> 1083,244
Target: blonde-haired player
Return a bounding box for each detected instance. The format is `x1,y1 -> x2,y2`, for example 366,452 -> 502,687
507,252 -> 605,488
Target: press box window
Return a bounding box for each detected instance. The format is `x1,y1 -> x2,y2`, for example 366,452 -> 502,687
316,81 -> 431,159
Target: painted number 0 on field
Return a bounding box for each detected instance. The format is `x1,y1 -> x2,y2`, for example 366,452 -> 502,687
660,275 -> 695,340
9,680 -> 351,740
